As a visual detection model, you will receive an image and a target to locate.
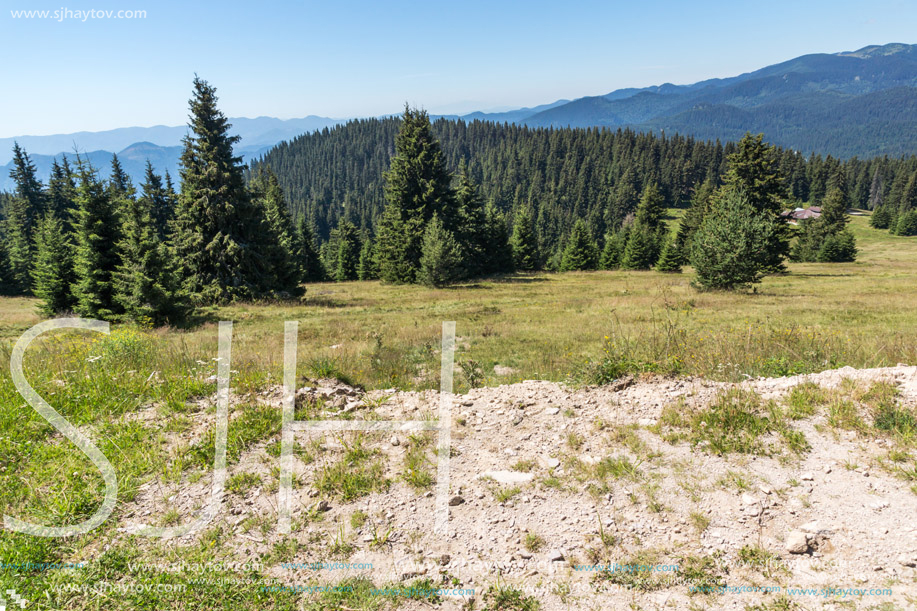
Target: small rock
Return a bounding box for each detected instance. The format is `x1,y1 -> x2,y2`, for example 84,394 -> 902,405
449,495 -> 465,506
548,550 -> 565,562
316,500 -> 331,512
390,436 -> 400,447
519,551 -> 533,560
545,407 -> 560,415
800,472 -> 815,481
785,531 -> 810,554
897,554 -> 917,568
800,521 -> 820,533
741,493 -> 758,505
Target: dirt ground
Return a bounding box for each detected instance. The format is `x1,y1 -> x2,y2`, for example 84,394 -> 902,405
111,365 -> 917,610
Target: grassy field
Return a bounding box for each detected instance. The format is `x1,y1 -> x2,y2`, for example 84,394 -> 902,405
1,212 -> 916,609
2,213 -> 916,391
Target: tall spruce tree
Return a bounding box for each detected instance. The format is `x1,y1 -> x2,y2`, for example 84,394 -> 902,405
377,106 -> 455,283
896,210 -> 917,236
1,199 -> 33,294
47,156 -> 78,227
171,77 -> 272,303
4,143 -> 47,294
481,201 -> 514,274
108,154 -> 135,203
510,207 -> 539,271
114,183 -> 191,326
418,215 -> 463,288
720,133 -> 790,271
249,167 -> 303,297
31,213 -> 75,316
295,215 -> 325,282
8,143 -> 46,235
331,221 -> 361,281
621,183 -> 667,270
655,238 -> 682,273
792,187 -> 857,262
691,189 -> 780,291
139,162 -> 172,239
358,236 -> 379,280
600,228 -> 628,270
454,161 -> 487,278
72,160 -> 122,319
559,219 -> 598,271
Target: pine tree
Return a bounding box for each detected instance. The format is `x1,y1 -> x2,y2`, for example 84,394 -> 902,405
481,201 -> 514,274
816,231 -> 857,262
793,187 -> 856,262
139,162 -> 172,239
3,143 -> 47,294
674,178 -> 716,261
720,133 -> 790,272
599,228 -> 628,270
72,160 -> 122,320
377,106 -> 455,283
295,215 -> 325,282
655,238 -> 682,273
1,198 -> 33,294
896,210 -> 917,236
621,183 -> 667,269
418,215 -> 463,288
47,156 -> 77,227
870,205 -> 892,229
108,154 -> 135,203
8,143 -> 46,235
899,172 -> 917,215
332,221 -> 361,281
620,225 -> 657,270
31,213 -> 75,316
690,189 -> 780,291
454,161 -> 487,278
358,237 -> 379,280
510,207 -> 539,271
114,183 -> 191,326
249,167 -> 303,297
559,219 -> 598,271
171,77 -> 272,303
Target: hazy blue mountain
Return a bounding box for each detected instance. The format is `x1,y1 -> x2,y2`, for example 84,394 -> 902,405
0,142 -> 182,192
0,115 -> 345,165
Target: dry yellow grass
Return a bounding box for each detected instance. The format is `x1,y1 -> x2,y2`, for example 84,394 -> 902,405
1,214 -> 915,390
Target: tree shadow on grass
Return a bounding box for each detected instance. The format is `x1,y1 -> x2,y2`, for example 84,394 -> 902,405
486,274 -> 550,284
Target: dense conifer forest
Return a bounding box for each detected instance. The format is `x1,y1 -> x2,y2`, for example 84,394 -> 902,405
252,116 -> 917,258
1,80 -> 915,326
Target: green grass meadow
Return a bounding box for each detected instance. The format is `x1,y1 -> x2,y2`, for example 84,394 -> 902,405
0,212 -> 915,609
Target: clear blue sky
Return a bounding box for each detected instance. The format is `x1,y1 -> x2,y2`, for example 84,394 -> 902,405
1,0 -> 915,137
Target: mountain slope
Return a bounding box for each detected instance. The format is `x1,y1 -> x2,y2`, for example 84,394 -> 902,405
517,43 -> 917,157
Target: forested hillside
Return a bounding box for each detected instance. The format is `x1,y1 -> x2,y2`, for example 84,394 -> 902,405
253,117 -> 917,256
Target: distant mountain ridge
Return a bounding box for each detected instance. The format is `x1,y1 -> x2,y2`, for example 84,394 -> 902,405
0,115 -> 346,190
5,42 -> 917,191
466,42 -> 917,157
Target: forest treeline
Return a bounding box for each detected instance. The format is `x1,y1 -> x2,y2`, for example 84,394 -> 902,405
253,114 -> 917,264
0,79 -> 913,326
